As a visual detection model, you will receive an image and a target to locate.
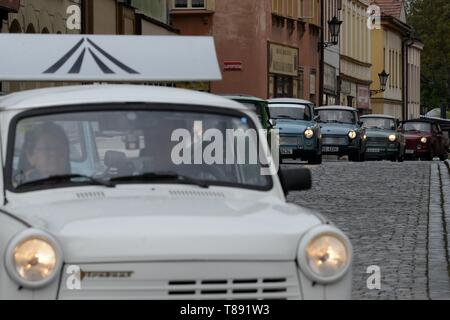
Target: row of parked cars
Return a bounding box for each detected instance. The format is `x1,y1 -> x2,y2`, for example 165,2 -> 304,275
224,95 -> 450,164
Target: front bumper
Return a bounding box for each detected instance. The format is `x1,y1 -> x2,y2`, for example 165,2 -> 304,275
279,135 -> 319,159
365,143 -> 399,159
405,141 -> 430,158
55,261 -> 351,300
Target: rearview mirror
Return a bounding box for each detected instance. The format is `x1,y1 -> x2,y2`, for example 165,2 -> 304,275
279,168 -> 312,195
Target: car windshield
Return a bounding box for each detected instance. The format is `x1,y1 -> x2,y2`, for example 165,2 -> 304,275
269,104 -> 311,121
317,109 -> 356,124
9,107 -> 272,191
403,122 -> 431,133
362,118 -> 396,130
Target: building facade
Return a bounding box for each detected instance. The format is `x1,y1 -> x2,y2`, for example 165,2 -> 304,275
370,0 -> 420,120
406,39 -> 423,119
1,0 -> 81,93
170,0 -> 322,105
339,0 -> 372,113
83,0 -> 177,35
322,0 -> 342,106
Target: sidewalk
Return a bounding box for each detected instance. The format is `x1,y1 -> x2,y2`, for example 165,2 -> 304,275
428,160 -> 450,299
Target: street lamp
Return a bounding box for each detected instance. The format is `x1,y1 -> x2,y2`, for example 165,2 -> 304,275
370,70 -> 390,96
319,16 -> 343,48
329,16 -> 343,45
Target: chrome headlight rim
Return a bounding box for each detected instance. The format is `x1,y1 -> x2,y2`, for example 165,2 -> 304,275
304,128 -> 315,139
297,225 -> 353,284
389,134 -> 397,142
4,229 -> 63,289
348,130 -> 357,140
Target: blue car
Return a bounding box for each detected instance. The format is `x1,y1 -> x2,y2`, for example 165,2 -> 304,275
315,106 -> 366,162
268,98 -> 322,165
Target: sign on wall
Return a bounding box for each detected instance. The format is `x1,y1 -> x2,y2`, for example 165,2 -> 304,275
269,43 -> 298,77
0,0 -> 20,12
357,85 -> 370,109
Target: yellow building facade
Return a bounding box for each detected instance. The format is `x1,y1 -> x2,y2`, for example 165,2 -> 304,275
370,16 -> 408,120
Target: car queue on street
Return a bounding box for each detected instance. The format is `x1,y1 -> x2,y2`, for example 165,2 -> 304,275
221,95 -> 449,164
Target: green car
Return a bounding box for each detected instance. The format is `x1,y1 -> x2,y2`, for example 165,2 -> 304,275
360,115 -> 405,162
222,94 -> 272,130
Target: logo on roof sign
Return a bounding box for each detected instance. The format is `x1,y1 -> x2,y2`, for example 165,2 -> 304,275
44,38 -> 139,75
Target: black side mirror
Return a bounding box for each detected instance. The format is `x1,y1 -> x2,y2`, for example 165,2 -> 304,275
357,121 -> 364,127
279,168 -> 312,195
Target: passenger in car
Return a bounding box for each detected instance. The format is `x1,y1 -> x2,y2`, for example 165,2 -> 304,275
17,123 -> 71,182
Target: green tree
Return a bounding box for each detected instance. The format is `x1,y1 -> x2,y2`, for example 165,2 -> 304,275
407,0 -> 450,112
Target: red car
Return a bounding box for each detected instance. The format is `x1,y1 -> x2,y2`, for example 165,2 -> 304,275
401,119 -> 449,161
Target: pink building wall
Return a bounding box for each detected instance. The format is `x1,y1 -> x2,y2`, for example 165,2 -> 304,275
171,0 -> 321,105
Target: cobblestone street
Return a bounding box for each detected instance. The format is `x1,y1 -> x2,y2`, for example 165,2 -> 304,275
286,160 -> 450,300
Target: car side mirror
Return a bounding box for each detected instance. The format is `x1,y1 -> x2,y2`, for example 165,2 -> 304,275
357,121 -> 364,127
269,119 -> 276,127
314,115 -> 320,122
279,168 -> 312,195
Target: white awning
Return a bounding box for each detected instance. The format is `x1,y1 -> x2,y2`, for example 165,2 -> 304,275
0,34 -> 222,82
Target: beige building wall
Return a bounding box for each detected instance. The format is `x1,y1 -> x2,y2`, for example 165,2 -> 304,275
339,0 -> 372,111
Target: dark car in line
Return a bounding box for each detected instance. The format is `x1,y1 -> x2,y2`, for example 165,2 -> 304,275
401,119 -> 449,161
361,115 -> 405,162
315,106 -> 366,162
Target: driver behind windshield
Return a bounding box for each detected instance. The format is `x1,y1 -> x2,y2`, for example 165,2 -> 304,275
16,123 -> 70,184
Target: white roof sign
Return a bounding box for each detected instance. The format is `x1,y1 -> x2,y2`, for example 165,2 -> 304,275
0,34 -> 222,82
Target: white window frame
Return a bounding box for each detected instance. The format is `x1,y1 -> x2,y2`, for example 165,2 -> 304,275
173,0 -> 206,9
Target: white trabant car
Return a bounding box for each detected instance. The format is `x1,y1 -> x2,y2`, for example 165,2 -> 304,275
0,34 -> 352,300
0,84 -> 352,300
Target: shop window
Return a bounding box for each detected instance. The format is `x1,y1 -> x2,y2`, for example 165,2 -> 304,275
174,0 -> 205,9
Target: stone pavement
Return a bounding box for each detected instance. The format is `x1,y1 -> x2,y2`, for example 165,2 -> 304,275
286,160 -> 450,300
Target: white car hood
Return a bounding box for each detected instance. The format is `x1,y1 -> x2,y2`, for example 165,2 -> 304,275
9,194 -> 323,263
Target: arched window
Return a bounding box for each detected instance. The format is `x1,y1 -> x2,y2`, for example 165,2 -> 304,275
42,27 -> 50,34
26,24 -> 36,34
9,19 -> 22,33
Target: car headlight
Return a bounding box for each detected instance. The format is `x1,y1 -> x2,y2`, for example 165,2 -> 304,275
348,130 -> 357,140
389,134 -> 397,142
420,137 -> 427,144
304,128 -> 314,139
5,229 -> 63,288
363,134 -> 367,141
297,225 -> 352,283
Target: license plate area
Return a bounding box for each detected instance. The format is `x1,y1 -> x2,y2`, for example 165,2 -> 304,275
322,146 -> 339,153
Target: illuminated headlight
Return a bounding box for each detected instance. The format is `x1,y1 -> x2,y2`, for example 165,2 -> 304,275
363,134 -> 367,141
5,229 -> 63,288
348,130 -> 357,140
420,137 -> 427,144
389,134 -> 397,142
297,225 -> 352,283
304,128 -> 314,139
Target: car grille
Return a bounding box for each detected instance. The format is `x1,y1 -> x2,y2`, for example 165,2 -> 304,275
280,136 -> 300,146
322,135 -> 347,146
366,137 -> 387,144
58,262 -> 302,300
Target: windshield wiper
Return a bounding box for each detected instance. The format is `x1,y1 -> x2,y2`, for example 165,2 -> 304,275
110,172 -> 210,189
16,174 -> 116,190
